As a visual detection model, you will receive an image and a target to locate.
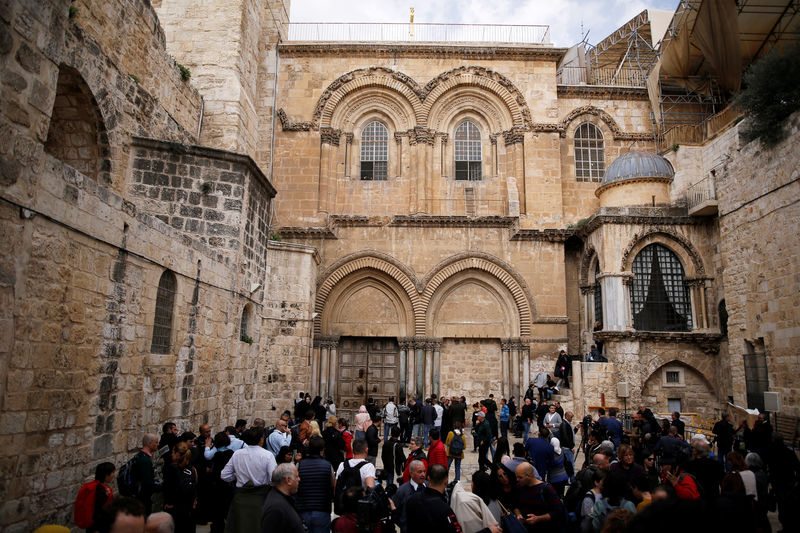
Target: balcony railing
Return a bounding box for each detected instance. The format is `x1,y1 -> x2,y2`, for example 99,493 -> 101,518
687,175 -> 718,216
657,105 -> 742,152
556,66 -> 647,87
287,23 -> 551,44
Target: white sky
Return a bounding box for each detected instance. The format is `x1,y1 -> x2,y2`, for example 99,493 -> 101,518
289,0 -> 681,48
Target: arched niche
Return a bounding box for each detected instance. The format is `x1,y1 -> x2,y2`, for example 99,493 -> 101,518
321,270 -> 415,337
621,231 -> 705,278
427,87 -> 514,134
330,88 -> 416,132
426,270 -> 520,338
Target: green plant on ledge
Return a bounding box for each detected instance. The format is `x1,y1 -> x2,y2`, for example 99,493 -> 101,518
240,334 -> 253,344
672,143 -> 680,152
129,73 -> 140,84
69,5 -> 78,18
269,233 -> 281,241
177,63 -> 191,82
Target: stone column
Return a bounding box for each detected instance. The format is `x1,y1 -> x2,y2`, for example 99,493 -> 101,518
687,278 -> 708,330
311,340 -> 321,396
319,342 -> 330,398
344,133 -> 353,177
431,339 -> 442,397
500,339 -> 512,399
415,338 -> 425,400
521,341 -> 531,400
599,272 -> 634,331
318,130 -> 340,214
511,340 -> 520,402
581,285 -> 595,353
572,360 -> 584,418
399,338 -> 413,401
328,338 -> 339,399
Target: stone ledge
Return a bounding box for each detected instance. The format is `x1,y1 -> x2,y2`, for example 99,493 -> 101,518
557,85 -> 649,100
593,330 -> 724,354
275,226 -> 337,239
389,215 -> 518,228
280,42 -> 567,61
510,228 -> 573,242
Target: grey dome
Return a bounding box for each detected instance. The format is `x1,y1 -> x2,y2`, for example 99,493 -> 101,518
602,151 -> 674,186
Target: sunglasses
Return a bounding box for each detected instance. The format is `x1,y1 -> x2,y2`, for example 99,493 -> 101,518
645,457 -> 655,461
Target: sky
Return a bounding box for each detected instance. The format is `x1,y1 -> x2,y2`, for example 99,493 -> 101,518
289,0 -> 681,48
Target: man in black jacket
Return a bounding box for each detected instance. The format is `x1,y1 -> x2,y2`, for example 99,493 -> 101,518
365,417 -> 381,466
261,463 -> 304,533
406,464 -> 466,533
381,426 -> 406,482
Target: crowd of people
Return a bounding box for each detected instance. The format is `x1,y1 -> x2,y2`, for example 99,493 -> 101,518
68,381 -> 800,533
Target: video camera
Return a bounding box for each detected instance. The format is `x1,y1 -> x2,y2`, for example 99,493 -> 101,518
356,484 -> 394,533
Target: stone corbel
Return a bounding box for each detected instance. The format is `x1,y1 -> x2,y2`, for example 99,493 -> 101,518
320,127 -> 342,146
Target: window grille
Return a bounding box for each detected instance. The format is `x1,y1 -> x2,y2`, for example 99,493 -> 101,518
360,121 -> 388,180
455,121 -> 481,180
151,270 -> 177,354
630,243 -> 692,331
593,263 -> 603,327
574,123 -> 605,181
665,371 -> 681,383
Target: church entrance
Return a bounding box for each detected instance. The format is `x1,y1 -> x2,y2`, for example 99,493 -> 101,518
338,337 -> 399,422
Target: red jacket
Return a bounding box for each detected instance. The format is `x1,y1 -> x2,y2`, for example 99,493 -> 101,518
427,440 -> 448,470
402,451 -> 428,483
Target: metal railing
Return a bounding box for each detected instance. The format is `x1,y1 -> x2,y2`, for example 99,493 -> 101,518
687,175 -> 716,211
556,66 -> 647,87
287,23 -> 551,44
657,105 -> 742,152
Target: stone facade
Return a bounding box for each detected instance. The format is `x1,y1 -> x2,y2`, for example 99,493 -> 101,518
2,0 -> 799,529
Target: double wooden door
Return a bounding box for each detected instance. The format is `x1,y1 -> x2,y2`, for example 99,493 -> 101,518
337,337 -> 398,423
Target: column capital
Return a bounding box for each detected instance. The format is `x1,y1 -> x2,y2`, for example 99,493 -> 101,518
314,334 -> 340,348
580,284 -> 594,295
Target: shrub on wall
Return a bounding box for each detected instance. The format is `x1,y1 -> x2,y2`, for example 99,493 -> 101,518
734,41 -> 800,147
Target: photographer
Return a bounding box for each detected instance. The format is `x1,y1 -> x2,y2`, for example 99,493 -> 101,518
333,487 -> 382,533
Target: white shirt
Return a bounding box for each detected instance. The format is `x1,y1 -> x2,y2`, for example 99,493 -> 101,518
433,404 -> 444,427
335,457 -> 377,489
220,443 -> 277,488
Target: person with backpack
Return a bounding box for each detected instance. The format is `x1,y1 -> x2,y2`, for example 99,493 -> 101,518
333,439 -> 376,515
590,469 -> 636,532
381,425 -> 407,483
397,397 -> 411,443
162,441 -> 198,533
445,420 -> 466,482
118,433 -> 160,516
74,462 -> 115,532
382,396 -> 399,441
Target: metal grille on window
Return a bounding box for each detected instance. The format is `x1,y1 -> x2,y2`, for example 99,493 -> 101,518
593,263 -> 603,327
360,121 -> 388,180
574,122 -> 605,181
630,243 -> 692,331
455,120 -> 481,180
151,270 -> 177,354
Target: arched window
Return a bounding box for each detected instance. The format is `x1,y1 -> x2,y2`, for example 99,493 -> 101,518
151,270 -> 177,353
718,299 -> 728,337
630,244 -> 692,331
574,122 -> 605,181
240,304 -> 250,340
455,120 -> 481,180
360,121 -> 388,180
593,263 -> 603,328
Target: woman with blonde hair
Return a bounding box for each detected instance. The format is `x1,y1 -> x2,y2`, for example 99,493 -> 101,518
323,415 -> 345,468
163,441 -> 197,533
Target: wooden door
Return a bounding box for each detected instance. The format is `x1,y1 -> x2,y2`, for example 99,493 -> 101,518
337,338 -> 398,424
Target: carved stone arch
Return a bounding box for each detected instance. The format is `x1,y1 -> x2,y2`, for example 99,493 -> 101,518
621,229 -> 706,277
428,88 -> 515,133
421,252 -> 534,336
314,67 -> 424,127
579,245 -> 599,286
420,66 -> 531,128
331,89 -> 416,132
315,252 -> 423,335
641,357 -> 718,396
559,105 -> 626,139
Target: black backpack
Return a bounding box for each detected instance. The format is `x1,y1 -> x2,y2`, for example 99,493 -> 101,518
449,431 -> 465,456
398,404 -> 410,426
117,454 -> 141,497
334,460 -> 367,515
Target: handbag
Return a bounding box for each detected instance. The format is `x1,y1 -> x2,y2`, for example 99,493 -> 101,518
497,500 -> 528,533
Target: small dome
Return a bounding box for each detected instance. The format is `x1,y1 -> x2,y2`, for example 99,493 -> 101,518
602,151 -> 674,186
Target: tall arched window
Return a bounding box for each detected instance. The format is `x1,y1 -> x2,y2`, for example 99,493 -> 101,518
455,120 -> 481,180
151,270 -> 177,353
574,122 -> 605,181
593,263 -> 603,328
630,244 -> 692,331
240,304 -> 251,340
360,121 -> 388,180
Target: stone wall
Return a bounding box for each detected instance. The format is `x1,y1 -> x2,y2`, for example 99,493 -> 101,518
439,339 -> 502,402
716,113 -> 800,415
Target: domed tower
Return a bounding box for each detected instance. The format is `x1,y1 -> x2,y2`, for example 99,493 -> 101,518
595,151 -> 674,207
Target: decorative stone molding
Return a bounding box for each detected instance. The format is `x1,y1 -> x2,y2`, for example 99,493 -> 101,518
390,215 -> 517,228
509,229 -> 573,242
314,334 -> 341,348
420,252 -> 535,335
577,207 -> 701,236
280,43 -> 566,62
503,127 -> 525,146
319,127 -> 342,146
277,108 -> 316,131
410,126 -> 436,146
530,122 -> 561,133
420,66 -> 532,128
620,227 -> 706,276
556,85 -> 649,100
328,215 -> 382,227
558,105 -> 651,141
593,330 -> 722,355
527,337 -> 570,343
275,226 -> 337,239
579,244 -> 598,285
532,316 -> 569,324
580,284 -> 594,295
345,133 -> 354,144
490,134 -> 499,146
398,337 -> 415,351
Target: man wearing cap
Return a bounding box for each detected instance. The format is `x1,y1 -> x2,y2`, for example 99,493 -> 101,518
474,411 -> 493,473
